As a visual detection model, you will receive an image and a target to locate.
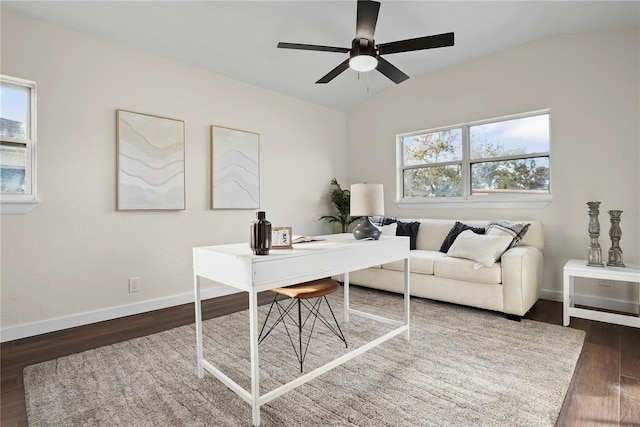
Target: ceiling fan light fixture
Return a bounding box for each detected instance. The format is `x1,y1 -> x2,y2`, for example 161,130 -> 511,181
349,54 -> 378,72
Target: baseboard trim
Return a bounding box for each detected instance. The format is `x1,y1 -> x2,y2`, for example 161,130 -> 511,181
5,287 -> 637,343
541,289 -> 639,314
0,287 -> 240,343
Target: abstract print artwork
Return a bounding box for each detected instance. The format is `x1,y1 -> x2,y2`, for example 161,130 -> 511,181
210,126 -> 259,209
117,110 -> 185,210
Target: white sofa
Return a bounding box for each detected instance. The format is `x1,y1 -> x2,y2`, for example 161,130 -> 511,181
339,219 -> 544,318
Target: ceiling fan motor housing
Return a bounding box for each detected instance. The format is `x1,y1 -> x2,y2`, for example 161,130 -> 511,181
350,38 -> 377,60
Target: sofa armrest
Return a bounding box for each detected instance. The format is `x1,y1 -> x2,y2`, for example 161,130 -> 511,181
500,246 -> 543,316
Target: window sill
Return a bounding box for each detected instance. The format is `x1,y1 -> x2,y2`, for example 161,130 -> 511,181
395,195 -> 552,210
1,199 -> 39,214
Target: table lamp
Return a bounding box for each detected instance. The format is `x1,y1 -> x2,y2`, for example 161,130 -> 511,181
350,183 -> 384,240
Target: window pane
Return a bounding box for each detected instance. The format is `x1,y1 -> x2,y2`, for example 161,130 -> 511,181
0,82 -> 30,139
404,165 -> 462,197
402,128 -> 462,166
470,114 -> 549,159
0,142 -> 26,194
471,157 -> 550,195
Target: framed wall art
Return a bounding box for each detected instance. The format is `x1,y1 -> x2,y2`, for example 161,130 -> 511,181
210,125 -> 259,209
116,110 -> 185,210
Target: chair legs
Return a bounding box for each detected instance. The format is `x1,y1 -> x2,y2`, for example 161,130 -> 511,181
258,295 -> 347,373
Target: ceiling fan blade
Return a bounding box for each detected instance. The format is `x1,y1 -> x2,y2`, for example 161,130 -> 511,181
278,42 -> 350,54
377,32 -> 454,55
355,0 -> 380,40
376,56 -> 409,84
316,59 -> 350,84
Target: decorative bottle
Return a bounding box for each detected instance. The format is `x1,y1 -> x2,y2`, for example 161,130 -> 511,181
250,211 -> 271,255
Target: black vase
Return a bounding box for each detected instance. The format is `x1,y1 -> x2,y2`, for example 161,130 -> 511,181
250,211 -> 272,255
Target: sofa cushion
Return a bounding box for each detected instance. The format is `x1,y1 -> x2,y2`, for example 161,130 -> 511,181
382,250 -> 446,275
434,256 -> 503,284
396,220 -> 421,250
446,230 -> 512,268
486,220 -> 530,250
439,221 -> 486,253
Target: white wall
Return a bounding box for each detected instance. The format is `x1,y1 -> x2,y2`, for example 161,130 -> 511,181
2,10 -> 638,340
347,28 -> 639,306
0,11 -> 347,340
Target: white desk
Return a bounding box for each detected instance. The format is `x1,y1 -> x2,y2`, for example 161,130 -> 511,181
192,233 -> 410,426
563,259 -> 640,328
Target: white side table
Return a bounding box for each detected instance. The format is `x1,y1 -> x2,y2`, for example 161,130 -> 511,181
563,259 -> 640,328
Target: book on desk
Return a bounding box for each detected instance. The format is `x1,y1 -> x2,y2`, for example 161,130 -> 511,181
292,235 -> 326,244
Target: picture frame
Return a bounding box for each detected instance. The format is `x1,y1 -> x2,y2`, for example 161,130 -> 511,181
116,110 -> 185,210
271,227 -> 293,249
210,125 -> 260,209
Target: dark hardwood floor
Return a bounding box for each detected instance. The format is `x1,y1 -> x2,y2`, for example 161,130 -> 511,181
2,291 -> 639,427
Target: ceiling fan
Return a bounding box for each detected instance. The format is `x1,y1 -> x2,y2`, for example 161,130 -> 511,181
277,0 -> 454,85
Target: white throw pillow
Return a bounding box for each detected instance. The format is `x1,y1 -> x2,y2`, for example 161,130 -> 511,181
447,230 -> 512,269
381,222 -> 398,236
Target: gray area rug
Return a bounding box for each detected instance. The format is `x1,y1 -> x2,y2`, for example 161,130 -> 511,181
24,286 -> 585,426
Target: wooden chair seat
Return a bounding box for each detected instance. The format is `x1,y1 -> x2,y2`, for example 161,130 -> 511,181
271,279 -> 340,300
260,278 -> 346,372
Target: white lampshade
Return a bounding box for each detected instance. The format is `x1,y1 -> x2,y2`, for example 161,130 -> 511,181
350,183 -> 384,216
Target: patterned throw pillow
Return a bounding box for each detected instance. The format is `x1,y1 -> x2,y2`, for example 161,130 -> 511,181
439,221 -> 486,253
370,216 -> 397,227
485,220 -> 530,250
396,220 -> 421,250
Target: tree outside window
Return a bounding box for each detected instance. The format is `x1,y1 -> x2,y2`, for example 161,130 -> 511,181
399,112 -> 550,202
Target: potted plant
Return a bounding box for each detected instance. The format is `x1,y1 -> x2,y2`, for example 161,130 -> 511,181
319,178 -> 361,233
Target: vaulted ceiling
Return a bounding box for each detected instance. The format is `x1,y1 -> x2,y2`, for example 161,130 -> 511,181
3,1 -> 638,111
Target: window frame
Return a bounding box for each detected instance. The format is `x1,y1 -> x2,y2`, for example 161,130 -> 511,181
396,110 -> 552,210
1,75 -> 38,214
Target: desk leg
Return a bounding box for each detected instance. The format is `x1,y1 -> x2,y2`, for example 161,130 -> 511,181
343,272 -> 350,322
563,272 -> 572,327
194,274 -> 204,379
248,290 -> 261,426
404,258 -> 410,340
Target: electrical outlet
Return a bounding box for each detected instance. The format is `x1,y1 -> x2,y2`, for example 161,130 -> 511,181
598,279 -> 613,287
129,277 -> 140,293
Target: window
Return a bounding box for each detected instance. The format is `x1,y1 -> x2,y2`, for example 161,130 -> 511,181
398,111 -> 550,208
1,75 -> 37,213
